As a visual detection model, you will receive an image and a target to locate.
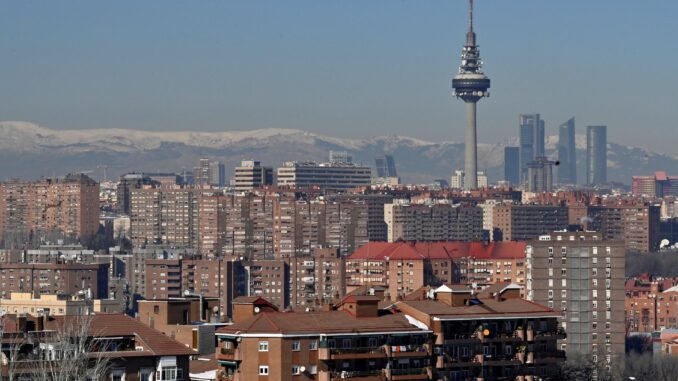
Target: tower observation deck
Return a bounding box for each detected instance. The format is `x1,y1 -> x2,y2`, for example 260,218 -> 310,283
452,0 -> 490,190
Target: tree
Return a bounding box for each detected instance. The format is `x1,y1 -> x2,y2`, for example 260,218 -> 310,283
1,314 -> 111,381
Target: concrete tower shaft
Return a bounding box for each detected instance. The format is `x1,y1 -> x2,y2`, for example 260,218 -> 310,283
452,0 -> 490,190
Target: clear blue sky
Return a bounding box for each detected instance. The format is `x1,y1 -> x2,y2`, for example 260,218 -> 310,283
1,0 -> 676,154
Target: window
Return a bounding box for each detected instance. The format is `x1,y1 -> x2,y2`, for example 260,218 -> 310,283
292,341 -> 301,351
259,366 -> 269,376
259,341 -> 269,352
308,340 -> 318,350
139,369 -> 153,381
308,365 -> 317,374
110,370 -> 125,381
292,365 -> 301,375
156,366 -> 177,381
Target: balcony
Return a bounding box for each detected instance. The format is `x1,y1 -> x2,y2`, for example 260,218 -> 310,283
385,344 -> 429,358
435,354 -> 479,368
318,346 -> 387,360
217,346 -> 242,362
321,370 -> 385,381
533,350 -> 566,363
384,368 -> 429,380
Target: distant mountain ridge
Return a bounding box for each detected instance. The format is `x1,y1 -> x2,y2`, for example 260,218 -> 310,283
0,121 -> 675,185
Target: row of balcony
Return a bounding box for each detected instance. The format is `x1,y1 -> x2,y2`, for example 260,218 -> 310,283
442,327 -> 566,344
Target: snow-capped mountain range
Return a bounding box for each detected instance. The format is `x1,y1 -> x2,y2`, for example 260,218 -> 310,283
0,121 -> 675,185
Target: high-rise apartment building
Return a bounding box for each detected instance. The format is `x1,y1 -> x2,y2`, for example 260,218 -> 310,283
129,187 -> 201,248
558,118 -> 577,185
233,160 -> 274,191
450,170 -> 488,190
384,201 -> 483,242
587,204 -> 661,252
194,158 -> 225,187
493,205 -> 569,241
116,173 -> 158,214
586,125 -> 607,186
288,247 -> 346,307
276,161 -> 371,190
527,231 -> 625,363
197,192 -> 227,258
0,262 -> 109,299
503,146 -> 520,186
0,174 -> 100,246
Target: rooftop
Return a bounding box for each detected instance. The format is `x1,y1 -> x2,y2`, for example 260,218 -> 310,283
349,241 -> 526,261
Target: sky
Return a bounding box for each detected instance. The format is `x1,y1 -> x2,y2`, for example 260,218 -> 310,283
1,0 -> 677,155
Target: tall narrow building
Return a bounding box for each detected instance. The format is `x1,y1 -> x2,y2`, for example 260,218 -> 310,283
587,125 -> 607,186
504,146 -> 520,185
558,117 -> 577,185
452,0 -> 490,190
519,114 -> 543,182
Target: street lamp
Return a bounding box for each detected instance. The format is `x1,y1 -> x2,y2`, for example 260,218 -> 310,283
183,290 -> 205,321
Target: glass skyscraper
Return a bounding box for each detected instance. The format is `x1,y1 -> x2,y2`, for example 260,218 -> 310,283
557,117 -> 577,185
586,125 -> 607,186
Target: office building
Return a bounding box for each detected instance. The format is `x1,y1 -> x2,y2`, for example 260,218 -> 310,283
526,156 -> 555,192
384,201 -> 483,242
586,125 -> 607,186
632,171 -> 678,197
557,118 -> 577,185
276,161 -> 371,190
375,155 -> 398,178
504,146 -> 520,186
519,114 -> 545,182
233,160 -> 274,191
527,231 -> 625,362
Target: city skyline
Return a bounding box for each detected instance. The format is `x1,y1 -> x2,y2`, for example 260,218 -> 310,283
1,1 -> 677,155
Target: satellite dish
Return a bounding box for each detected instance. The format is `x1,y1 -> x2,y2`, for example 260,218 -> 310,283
299,366 -> 306,373
254,306 -> 261,313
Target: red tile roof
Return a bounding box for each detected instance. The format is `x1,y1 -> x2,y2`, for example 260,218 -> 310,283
349,241 -> 526,261
46,314 -> 197,357
216,310 -> 426,336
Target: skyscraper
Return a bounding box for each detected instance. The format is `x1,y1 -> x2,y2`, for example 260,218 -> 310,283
587,125 -> 607,186
452,0 -> 490,190
504,146 -> 520,185
519,114 -> 544,182
375,155 -> 397,178
557,117 -> 577,185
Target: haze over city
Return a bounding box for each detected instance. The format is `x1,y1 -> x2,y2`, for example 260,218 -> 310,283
2,0 -> 677,154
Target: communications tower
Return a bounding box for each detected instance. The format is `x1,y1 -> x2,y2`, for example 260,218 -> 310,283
452,0 -> 490,190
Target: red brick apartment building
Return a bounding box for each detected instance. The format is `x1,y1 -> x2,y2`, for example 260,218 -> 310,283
215,284 -> 564,381
346,241 -> 527,300
625,274 -> 678,333
0,174 -> 100,243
